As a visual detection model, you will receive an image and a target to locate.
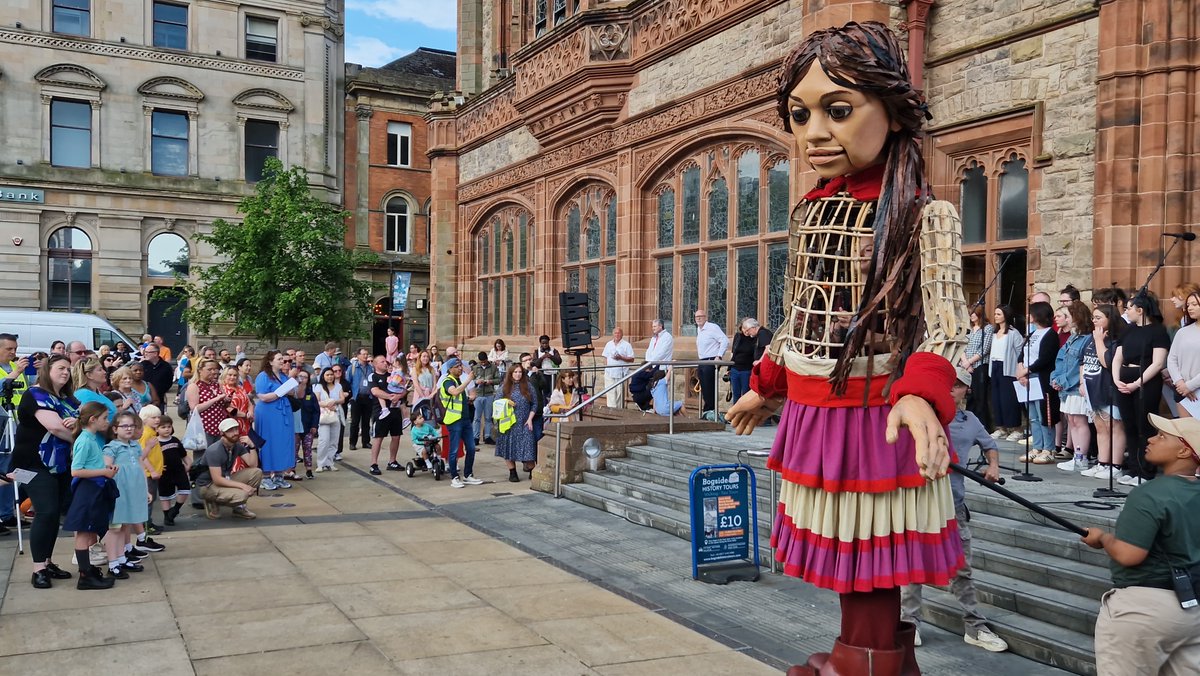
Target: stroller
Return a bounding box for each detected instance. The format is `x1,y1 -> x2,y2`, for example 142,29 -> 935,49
405,438 -> 446,480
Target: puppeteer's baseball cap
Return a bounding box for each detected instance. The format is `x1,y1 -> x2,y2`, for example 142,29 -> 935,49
955,368 -> 971,387
218,418 -> 240,434
443,357 -> 463,370
1147,413 -> 1200,463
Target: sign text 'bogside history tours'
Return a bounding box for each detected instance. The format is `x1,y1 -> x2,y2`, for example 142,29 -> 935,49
688,464 -> 760,584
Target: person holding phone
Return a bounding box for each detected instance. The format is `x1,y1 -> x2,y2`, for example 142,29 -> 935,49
0,333 -> 33,535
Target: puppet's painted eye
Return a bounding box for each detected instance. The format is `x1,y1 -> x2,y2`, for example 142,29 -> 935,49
790,108 -> 810,125
827,105 -> 852,121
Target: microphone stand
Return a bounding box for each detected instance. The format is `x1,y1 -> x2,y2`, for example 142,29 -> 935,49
1011,322 -> 1041,482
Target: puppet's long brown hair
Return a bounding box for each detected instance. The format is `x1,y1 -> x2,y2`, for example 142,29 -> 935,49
776,21 -> 931,395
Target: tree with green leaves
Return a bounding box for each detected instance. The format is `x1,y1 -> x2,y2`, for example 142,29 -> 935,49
163,158 -> 378,346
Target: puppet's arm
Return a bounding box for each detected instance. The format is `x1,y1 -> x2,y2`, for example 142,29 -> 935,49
915,200 -> 970,366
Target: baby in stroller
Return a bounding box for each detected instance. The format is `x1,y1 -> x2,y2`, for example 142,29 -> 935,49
405,405 -> 445,479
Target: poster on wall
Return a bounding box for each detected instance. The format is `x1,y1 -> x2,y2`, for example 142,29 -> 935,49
392,272 -> 412,312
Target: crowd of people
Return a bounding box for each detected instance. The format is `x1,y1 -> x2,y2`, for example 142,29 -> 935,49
959,284 -> 1200,488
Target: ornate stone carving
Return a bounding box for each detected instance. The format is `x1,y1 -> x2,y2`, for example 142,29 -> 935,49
459,67 -> 780,202
1,28 -> 304,81
746,107 -> 783,129
631,0 -> 757,59
589,23 -> 630,62
163,218 -> 176,231
456,85 -> 519,146
137,76 -> 205,102
355,104 -> 373,120
298,13 -> 345,37
64,211 -> 76,226
515,29 -> 587,100
34,63 -> 106,91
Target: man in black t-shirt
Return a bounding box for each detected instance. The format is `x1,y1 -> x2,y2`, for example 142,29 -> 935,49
367,355 -> 404,475
194,419 -> 261,520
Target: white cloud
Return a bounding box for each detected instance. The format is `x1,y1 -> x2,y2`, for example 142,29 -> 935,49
345,36 -> 409,67
346,1 -> 457,32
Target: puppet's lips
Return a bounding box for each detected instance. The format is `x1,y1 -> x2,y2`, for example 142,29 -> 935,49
807,151 -> 844,165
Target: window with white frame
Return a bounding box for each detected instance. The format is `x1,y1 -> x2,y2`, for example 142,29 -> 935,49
386,122 -> 411,167
50,99 -> 91,168
244,119 -> 279,182
150,110 -> 188,176
52,0 -> 90,36
152,1 -> 188,50
245,16 -> 278,62
385,197 -> 410,253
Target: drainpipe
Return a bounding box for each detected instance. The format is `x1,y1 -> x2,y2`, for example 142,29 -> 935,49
901,0 -> 936,92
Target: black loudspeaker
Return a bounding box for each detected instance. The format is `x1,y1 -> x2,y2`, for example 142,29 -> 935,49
559,292 -> 592,349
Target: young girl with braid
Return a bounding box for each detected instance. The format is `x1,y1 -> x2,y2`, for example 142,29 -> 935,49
726,22 -> 970,676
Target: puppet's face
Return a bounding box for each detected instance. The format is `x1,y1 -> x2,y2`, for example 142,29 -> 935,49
787,65 -> 897,180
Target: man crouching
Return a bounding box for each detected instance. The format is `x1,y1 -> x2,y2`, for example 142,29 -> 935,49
195,418 -> 262,520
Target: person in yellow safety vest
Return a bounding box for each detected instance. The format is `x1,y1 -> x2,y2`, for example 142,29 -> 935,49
0,332 -> 30,535
0,333 -> 31,411
492,398 -> 516,434
439,358 -> 481,488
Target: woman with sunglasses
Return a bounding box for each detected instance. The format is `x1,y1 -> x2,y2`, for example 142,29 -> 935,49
73,357 -> 129,422
11,354 -> 80,588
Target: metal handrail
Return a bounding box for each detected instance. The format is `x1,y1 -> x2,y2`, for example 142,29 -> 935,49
549,358 -> 735,497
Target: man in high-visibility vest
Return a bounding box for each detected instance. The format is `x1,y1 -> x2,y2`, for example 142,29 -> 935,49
440,358 -> 482,489
0,332 -> 31,535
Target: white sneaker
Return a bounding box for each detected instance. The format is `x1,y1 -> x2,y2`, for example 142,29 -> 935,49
329,464 -> 340,472
1117,474 -> 1144,487
463,475 -> 484,485
1005,430 -> 1028,442
377,407 -> 390,420
450,477 -> 465,488
1057,457 -> 1086,472
1092,465 -> 1118,481
913,627 -> 922,646
965,628 -> 1009,652
990,429 -> 1006,439
424,458 -> 433,470
1080,464 -> 1100,477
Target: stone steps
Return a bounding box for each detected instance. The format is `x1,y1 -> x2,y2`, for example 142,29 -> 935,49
562,431 -> 1102,674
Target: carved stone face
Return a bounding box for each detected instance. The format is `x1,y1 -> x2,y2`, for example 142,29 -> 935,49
786,65 -> 897,180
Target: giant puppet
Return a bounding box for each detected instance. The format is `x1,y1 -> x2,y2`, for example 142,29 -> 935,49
725,22 -> 970,676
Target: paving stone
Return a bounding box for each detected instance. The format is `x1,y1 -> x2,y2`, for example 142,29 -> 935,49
149,530 -> 276,561
439,557 -> 584,590
0,601 -> 178,656
355,606 -> 547,661
178,602 -> 364,659
0,638 -> 193,676
258,521 -> 375,542
593,650 -> 780,676
294,553 -> 437,586
472,581 -> 646,623
320,577 -> 485,618
193,641 -> 397,676
529,610 -> 734,667
391,644 -> 600,676
155,551 -> 298,584
400,537 -> 527,564
2,561 -> 165,614
164,574 -> 324,618
274,534 -> 402,561
362,516 -> 489,544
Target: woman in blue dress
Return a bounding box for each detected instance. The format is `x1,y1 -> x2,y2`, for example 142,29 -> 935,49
254,350 -> 297,491
494,363 -> 537,482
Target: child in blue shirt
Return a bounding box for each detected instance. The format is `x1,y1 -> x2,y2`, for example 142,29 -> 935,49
410,409 -> 440,470
64,402 -> 117,589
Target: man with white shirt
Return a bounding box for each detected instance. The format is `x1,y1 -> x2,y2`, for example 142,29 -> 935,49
602,327 -> 635,409
645,319 -> 674,365
694,309 -> 729,416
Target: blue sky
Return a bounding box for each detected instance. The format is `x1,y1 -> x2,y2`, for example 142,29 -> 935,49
344,2 -> 457,67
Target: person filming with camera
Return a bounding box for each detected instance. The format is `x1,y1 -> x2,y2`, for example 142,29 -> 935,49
1082,413 -> 1200,675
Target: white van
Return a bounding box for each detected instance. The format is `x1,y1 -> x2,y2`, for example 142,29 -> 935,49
0,310 -> 140,357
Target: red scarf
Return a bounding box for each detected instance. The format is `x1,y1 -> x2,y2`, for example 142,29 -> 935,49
802,163 -> 885,201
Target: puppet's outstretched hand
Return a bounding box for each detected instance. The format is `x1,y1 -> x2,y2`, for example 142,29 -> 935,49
885,394 -> 949,481
726,391 -> 784,435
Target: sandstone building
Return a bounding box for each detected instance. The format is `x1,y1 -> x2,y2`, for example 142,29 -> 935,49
431,0 -> 1199,356
344,47 -> 455,354
0,0 -> 345,355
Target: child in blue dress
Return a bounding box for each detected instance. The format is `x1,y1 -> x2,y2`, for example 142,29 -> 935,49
103,411 -> 152,579
65,402 -> 117,590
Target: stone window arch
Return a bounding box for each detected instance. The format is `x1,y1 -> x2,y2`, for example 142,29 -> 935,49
476,206 -> 534,336
139,77 -> 204,176
47,225 -> 93,310
147,231 -> 190,278
560,184 -> 617,335
36,64 -> 105,168
649,140 -> 791,335
233,88 -> 293,181
384,195 -> 412,253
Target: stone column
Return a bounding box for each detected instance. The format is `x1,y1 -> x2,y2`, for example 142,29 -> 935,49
427,98 -> 461,345
1093,0 -> 1200,293
354,104 -> 372,248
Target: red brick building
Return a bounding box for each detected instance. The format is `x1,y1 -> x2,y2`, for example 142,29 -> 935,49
428,0 -> 1200,355
345,47 -> 455,352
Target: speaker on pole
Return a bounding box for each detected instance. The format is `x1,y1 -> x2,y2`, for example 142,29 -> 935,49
559,292 -> 592,350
